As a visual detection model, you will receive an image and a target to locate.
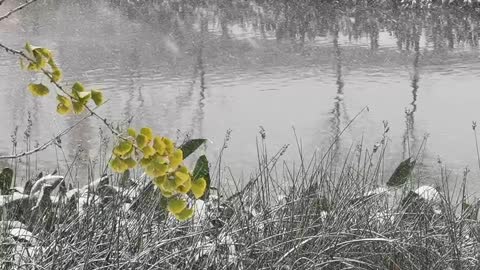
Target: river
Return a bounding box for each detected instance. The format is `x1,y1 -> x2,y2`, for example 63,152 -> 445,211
1,0 -> 480,192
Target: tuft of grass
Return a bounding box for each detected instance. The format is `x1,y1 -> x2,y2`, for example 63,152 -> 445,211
1,133 -> 480,270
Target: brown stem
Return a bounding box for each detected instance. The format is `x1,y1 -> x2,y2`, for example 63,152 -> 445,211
0,0 -> 40,22
0,41 -> 133,160
0,42 -> 126,138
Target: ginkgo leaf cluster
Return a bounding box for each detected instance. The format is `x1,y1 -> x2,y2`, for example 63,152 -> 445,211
21,43 -> 104,115
20,42 -> 209,221
111,127 -> 207,220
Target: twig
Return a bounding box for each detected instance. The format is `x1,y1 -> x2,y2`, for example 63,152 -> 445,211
0,114 -> 91,160
319,106 -> 369,165
472,121 -> 480,171
0,0 -> 39,22
0,41 -> 126,141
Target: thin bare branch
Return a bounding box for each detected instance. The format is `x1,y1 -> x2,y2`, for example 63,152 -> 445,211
0,41 -> 126,140
0,114 -> 92,160
0,0 -> 40,22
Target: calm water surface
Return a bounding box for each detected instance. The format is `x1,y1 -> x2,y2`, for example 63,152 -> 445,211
1,1 -> 480,191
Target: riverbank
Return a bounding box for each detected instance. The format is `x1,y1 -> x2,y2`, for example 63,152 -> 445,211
1,142 -> 480,270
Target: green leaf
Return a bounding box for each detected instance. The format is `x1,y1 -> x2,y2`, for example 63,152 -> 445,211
192,155 -> 210,199
167,198 -> 187,214
180,139 -> 206,159
387,158 -> 416,187
0,168 -> 13,195
192,155 -> 210,180
91,89 -> 104,106
174,207 -> 194,221
28,83 -> 49,96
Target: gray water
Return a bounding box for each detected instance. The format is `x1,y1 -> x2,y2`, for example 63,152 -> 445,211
1,0 -> 480,191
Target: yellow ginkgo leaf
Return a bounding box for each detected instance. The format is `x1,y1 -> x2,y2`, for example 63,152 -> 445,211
176,179 -> 192,194
56,95 -> 72,115
28,83 -> 49,97
52,68 -> 62,83
57,95 -> 70,104
124,157 -> 137,169
191,177 -> 207,199
32,50 -> 47,69
72,82 -> 85,94
140,156 -> 152,168
174,207 -> 194,221
162,137 -> 175,154
114,141 -> 133,156
177,165 -> 189,174
136,134 -> 147,149
167,198 -> 187,214
174,171 -> 190,186
146,162 -> 168,178
27,62 -> 40,71
162,179 -> 177,192
153,136 -> 166,155
142,145 -> 156,159
72,100 -> 85,114
56,103 -> 70,115
140,127 -> 153,141
110,157 -> 128,173
91,89 -> 104,106
35,48 -> 52,59
170,149 -> 183,169
160,189 -> 174,198
76,91 -> 91,103
153,175 -> 167,188
127,128 -> 136,138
